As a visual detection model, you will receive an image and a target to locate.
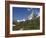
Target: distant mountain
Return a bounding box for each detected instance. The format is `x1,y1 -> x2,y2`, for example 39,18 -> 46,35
27,11 -> 36,20
16,11 -> 40,22
27,11 -> 40,20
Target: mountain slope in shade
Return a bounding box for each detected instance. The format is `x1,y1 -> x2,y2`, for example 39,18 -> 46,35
36,13 -> 40,17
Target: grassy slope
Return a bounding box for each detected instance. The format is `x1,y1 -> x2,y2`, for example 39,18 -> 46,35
13,17 -> 40,31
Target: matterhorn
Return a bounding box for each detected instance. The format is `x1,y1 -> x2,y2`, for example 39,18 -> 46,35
27,10 -> 37,20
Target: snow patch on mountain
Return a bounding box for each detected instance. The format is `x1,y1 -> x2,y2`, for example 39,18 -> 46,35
17,19 -> 26,22
27,11 -> 34,20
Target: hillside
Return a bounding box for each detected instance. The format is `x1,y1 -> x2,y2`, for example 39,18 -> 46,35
13,17 -> 40,31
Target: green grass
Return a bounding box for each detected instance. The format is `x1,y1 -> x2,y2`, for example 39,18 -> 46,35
13,17 -> 40,31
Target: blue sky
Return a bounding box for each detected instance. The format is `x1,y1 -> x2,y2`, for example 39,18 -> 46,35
13,7 -> 40,21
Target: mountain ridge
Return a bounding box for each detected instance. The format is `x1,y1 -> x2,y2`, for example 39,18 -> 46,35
16,12 -> 40,22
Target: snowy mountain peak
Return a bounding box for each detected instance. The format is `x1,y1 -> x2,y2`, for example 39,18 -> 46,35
27,11 -> 40,20
17,19 -> 26,22
27,11 -> 34,20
